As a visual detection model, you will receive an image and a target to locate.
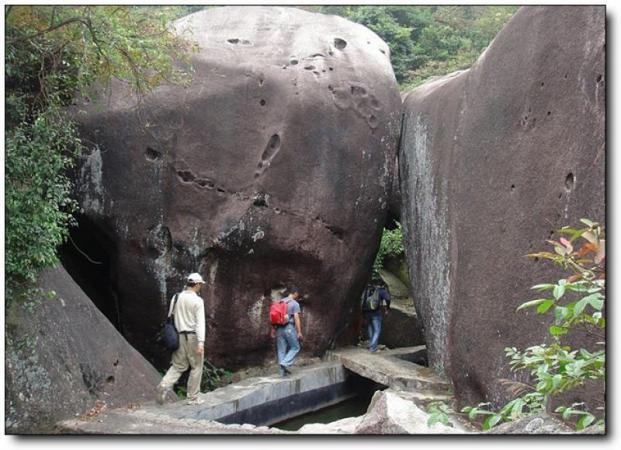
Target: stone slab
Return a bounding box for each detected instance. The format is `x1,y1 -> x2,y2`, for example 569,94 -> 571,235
329,346 -> 451,393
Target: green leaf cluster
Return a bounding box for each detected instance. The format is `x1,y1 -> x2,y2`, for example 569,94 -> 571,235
426,400 -> 453,427
462,393 -> 545,430
556,403 -> 599,431
372,223 -> 404,278
200,359 -> 232,392
165,358 -> 231,398
5,107 -> 80,292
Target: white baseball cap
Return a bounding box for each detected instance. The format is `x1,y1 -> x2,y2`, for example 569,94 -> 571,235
187,273 -> 206,284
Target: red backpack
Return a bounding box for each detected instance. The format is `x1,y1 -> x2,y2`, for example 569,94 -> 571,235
269,299 -> 289,326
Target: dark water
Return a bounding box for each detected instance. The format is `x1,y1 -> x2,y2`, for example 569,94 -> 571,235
272,394 -> 373,431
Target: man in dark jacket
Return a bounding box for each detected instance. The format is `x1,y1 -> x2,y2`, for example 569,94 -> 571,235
361,279 -> 391,352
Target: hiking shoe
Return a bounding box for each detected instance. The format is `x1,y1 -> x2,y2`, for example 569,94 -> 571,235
186,397 -> 204,405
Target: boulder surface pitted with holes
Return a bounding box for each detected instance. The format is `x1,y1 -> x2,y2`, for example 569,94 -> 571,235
399,6 -> 604,408
69,6 -> 401,368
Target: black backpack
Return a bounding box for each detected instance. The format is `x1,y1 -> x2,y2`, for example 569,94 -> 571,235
162,294 -> 180,351
362,287 -> 381,312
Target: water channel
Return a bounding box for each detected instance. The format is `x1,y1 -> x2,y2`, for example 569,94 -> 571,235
271,374 -> 385,430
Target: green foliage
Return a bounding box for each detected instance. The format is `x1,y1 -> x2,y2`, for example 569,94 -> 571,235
6,6 -> 193,96
462,220 -> 606,431
162,358 -> 231,399
319,5 -> 516,87
5,108 -> 80,292
426,401 -> 453,427
372,223 -> 404,278
201,358 -> 232,392
556,403 -> 598,431
404,6 -> 517,89
462,393 -> 546,430
173,384 -> 187,400
5,6 -> 193,299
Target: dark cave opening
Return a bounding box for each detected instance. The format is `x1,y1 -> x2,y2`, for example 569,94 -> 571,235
59,214 -> 122,332
384,210 -> 400,231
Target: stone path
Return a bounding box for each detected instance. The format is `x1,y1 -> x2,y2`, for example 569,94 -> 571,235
58,346 -> 461,434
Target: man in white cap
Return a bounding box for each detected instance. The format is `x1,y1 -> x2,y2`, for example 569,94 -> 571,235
156,272 -> 206,405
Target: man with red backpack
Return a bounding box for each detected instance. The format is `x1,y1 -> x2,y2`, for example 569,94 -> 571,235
270,287 -> 303,377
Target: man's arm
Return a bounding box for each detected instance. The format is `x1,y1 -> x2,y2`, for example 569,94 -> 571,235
294,313 -> 303,340
382,289 -> 391,310
195,300 -> 206,356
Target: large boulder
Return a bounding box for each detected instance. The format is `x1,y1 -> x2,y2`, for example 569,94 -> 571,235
68,6 -> 401,368
354,390 -> 466,434
399,5 -> 604,408
5,267 -> 161,434
378,267 -> 424,348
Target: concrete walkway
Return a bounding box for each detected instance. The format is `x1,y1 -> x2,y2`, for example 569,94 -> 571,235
58,362 -> 347,434
57,346 -> 456,434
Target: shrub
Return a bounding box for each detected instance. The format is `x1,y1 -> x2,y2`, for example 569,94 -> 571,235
372,223 -> 405,278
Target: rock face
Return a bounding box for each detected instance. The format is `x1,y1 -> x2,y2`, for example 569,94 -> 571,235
399,6 -> 604,407
378,264 -> 424,348
5,267 -> 161,434
379,303 -> 424,349
68,6 -> 401,368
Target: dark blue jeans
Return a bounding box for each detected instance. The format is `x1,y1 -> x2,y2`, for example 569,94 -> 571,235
364,310 -> 382,352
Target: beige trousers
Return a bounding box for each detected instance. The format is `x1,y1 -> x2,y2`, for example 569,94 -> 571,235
158,333 -> 204,400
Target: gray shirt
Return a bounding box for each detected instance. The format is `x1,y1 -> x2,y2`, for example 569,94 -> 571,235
284,296 -> 300,323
